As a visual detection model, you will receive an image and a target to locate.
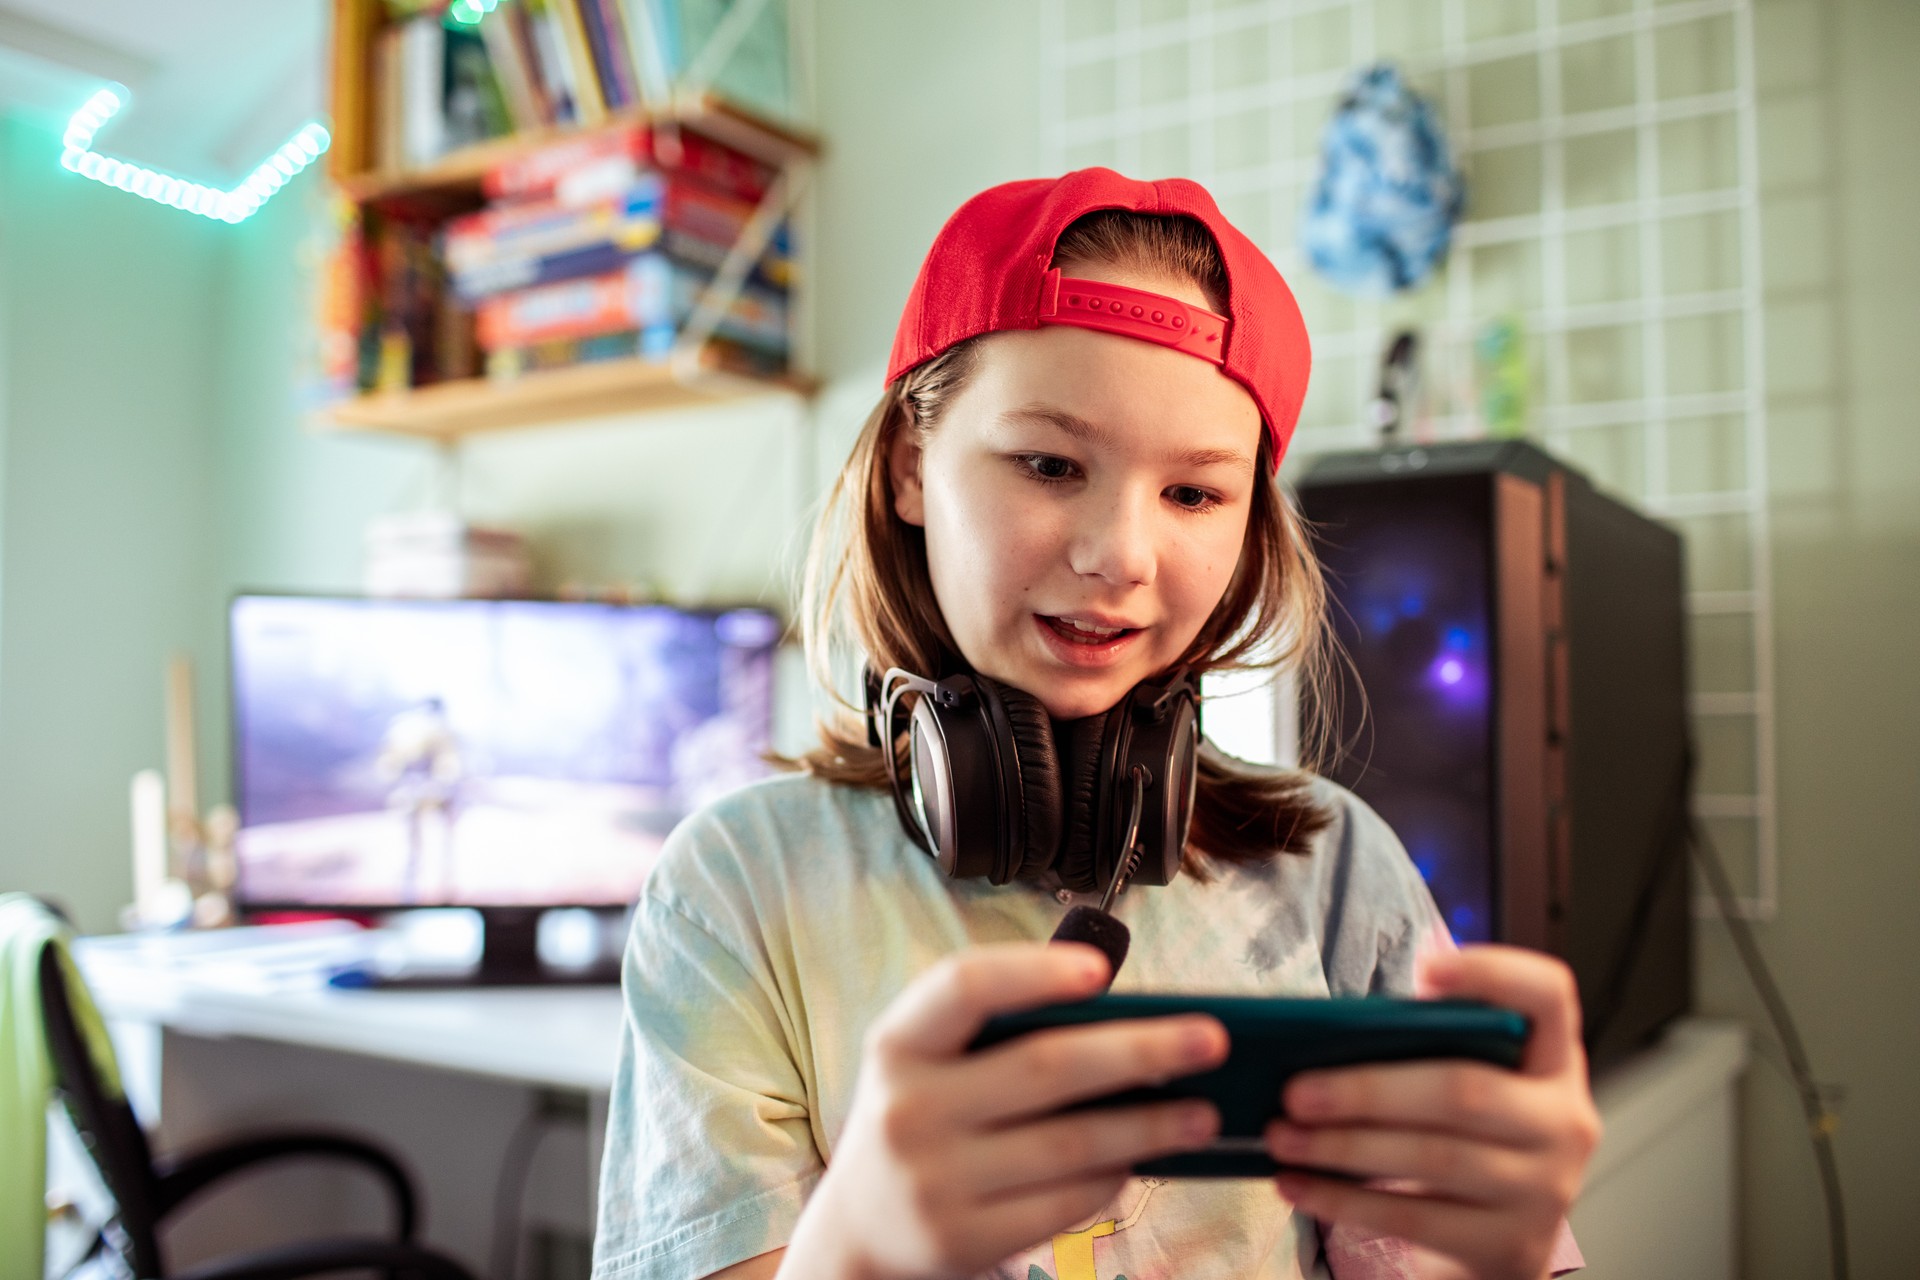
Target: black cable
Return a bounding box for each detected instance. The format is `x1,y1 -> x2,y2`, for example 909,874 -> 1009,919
1583,749 -> 1693,1052
487,1103 -> 552,1280
1688,814 -> 1850,1280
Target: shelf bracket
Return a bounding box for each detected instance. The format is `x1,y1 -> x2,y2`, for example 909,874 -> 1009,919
669,158 -> 806,386
679,0 -> 779,105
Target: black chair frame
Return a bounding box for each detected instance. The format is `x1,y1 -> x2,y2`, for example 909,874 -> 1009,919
38,944 -> 476,1280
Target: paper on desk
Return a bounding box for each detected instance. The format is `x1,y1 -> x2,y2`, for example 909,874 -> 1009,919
76,921 -> 381,997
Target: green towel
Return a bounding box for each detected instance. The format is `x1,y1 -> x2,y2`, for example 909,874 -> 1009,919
0,893 -> 123,1280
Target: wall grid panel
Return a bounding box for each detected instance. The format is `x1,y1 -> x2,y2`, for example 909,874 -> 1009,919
1042,0 -> 1776,915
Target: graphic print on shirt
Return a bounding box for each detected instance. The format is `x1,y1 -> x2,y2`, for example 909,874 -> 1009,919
1019,1177 -> 1165,1280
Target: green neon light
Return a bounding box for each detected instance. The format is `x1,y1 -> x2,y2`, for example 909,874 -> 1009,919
60,86 -> 330,224
449,0 -> 502,24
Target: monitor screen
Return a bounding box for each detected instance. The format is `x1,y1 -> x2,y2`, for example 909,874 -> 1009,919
230,595 -> 780,911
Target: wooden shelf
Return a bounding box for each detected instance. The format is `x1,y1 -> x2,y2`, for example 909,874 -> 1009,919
318,348 -> 817,442
321,1 -> 819,441
336,93 -> 820,206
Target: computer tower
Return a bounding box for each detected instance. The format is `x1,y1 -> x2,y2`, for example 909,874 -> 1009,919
1296,440 -> 1691,1069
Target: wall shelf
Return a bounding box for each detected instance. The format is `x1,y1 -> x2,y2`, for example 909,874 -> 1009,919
336,93 -> 820,209
324,0 -> 818,442
318,345 -> 817,441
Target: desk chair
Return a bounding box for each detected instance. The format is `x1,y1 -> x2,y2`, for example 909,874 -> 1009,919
36,940 -> 478,1280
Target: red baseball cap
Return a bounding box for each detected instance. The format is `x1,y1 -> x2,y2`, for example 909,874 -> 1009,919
886,168 -> 1312,470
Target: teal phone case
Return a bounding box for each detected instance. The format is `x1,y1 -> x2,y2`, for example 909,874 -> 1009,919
971,995 -> 1529,1177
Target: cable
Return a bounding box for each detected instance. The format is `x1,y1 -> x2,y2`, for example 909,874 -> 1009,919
488,1102 -> 554,1280
1688,814 -> 1850,1280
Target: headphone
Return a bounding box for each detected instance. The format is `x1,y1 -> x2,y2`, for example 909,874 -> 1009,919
864,665 -> 1202,895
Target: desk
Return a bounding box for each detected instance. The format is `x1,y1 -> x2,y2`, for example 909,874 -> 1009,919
78,944 -> 1747,1279
77,941 -> 622,1279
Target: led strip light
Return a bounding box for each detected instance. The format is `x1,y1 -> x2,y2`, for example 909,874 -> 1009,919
60,86 -> 331,224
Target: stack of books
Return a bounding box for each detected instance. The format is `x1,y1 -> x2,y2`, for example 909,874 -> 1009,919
445,122 -> 793,380
368,0 -> 791,169
365,512 -> 533,599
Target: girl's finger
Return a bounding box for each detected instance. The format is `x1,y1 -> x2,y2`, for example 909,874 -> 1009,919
1284,1061 -> 1562,1149
1275,1172 -> 1519,1271
868,942 -> 1110,1061
1266,1121 -> 1549,1208
1416,944 -> 1585,1077
963,1100 -> 1219,1195
958,1014 -> 1229,1125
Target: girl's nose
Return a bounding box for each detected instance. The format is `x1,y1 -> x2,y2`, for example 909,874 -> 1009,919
1069,489 -> 1157,588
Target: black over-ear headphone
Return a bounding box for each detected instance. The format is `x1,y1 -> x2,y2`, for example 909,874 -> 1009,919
864,666 -> 1201,896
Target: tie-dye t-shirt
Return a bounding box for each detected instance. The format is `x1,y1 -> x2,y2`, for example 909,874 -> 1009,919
591,769 -> 1581,1280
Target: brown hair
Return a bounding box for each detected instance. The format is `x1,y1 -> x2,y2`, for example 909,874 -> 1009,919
794,210 -> 1336,873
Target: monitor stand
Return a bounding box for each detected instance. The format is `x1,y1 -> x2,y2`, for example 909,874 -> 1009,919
363,907 -> 621,988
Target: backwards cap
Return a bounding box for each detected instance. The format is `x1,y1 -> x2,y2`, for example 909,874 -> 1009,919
886,168 -> 1312,470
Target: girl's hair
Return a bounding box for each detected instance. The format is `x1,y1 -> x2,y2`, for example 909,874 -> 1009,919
794,209 -> 1336,873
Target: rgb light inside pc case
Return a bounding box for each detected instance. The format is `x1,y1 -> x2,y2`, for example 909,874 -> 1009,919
1308,489 -> 1499,943
229,595 -> 779,912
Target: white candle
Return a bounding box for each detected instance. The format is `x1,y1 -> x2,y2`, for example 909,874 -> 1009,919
131,769 -> 167,920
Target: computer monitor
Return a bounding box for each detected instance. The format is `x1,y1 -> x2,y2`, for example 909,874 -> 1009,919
229,594 -> 780,979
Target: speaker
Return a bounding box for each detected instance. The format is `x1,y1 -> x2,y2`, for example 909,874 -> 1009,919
1297,440 -> 1691,1069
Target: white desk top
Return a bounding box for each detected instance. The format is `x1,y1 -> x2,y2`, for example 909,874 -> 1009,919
75,929 -> 1744,1114
77,932 -> 625,1093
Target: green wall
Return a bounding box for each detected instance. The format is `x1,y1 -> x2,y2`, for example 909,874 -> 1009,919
0,0 -> 1912,1273
1699,0 -> 1920,1274
0,111 -> 227,933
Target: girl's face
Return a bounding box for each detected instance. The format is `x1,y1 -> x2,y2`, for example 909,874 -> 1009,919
890,264 -> 1265,720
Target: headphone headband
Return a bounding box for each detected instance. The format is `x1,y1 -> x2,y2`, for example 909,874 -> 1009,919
864,664 -> 1202,892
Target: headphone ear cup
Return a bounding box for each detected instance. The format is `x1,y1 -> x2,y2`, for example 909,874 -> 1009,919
981,679 -> 1063,882
1055,711 -> 1117,894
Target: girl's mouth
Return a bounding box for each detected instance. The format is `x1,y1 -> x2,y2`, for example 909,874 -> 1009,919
1035,614 -> 1143,665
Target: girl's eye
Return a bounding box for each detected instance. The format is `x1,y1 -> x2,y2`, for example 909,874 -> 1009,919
1167,485 -> 1219,511
1018,454 -> 1077,483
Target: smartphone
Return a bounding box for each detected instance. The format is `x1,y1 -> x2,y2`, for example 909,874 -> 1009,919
971,994 -> 1529,1177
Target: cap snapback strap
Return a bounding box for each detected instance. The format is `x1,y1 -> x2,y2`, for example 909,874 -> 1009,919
1036,268 -> 1229,366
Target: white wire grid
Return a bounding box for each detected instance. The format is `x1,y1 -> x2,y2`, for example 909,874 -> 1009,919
1040,0 -> 1776,916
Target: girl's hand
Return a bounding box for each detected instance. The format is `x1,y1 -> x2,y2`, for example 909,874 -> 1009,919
1264,946 -> 1600,1280
783,941 -> 1228,1280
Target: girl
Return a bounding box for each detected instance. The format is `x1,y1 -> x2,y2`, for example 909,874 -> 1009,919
592,170 -> 1598,1280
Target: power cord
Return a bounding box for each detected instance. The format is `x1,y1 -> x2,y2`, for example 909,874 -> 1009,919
488,1092 -> 583,1280
1688,813 -> 1850,1280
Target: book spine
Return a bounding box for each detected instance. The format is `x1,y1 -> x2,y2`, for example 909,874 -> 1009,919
505,7 -> 558,125
619,0 -> 673,107
453,231 -> 665,301
399,14 -> 446,167
551,0 -> 609,122
672,268 -> 789,351
446,177 -> 664,262
671,128 -> 776,202
478,9 -> 542,132
525,0 -> 582,124
660,225 -> 792,290
477,256 -> 674,349
663,179 -> 760,251
481,127 -> 655,202
652,0 -> 684,78
373,25 -> 404,171
475,256 -> 788,351
478,124 -> 771,204
330,0 -> 374,177
584,0 -> 641,110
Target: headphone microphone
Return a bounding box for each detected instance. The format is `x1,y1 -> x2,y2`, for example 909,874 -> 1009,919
1049,761 -> 1153,982
864,665 -> 1202,984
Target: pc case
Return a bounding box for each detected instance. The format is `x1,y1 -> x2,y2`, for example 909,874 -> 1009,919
1296,440 -> 1691,1068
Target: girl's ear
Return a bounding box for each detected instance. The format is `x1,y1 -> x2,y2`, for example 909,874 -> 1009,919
888,427 -> 928,527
